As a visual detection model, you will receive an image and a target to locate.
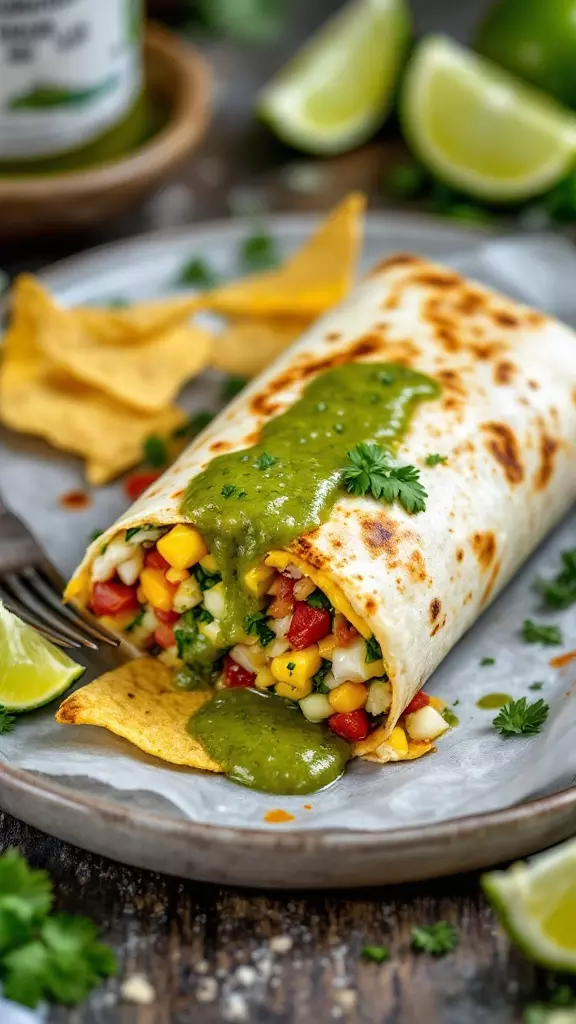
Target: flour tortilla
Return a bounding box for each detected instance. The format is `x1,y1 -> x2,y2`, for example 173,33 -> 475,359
67,255 -> 576,761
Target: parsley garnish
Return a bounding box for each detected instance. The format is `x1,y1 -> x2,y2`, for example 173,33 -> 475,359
522,619 -> 563,646
343,443 -> 427,514
239,230 -> 278,271
177,256 -> 217,288
255,451 -> 277,470
535,548 -> 576,610
312,660 -> 332,693
529,681 -> 544,691
193,564 -> 222,591
411,922 -> 458,956
441,707 -> 459,727
143,434 -> 169,469
425,453 -> 448,466
480,656 -> 495,666
125,610 -> 145,633
0,849 -> 115,1008
361,944 -> 389,963
172,411 -> 214,440
493,697 -> 549,737
365,636 -> 382,664
221,484 -> 236,498
245,612 -> 275,648
221,375 -> 248,401
306,589 -> 333,612
0,705 -> 16,734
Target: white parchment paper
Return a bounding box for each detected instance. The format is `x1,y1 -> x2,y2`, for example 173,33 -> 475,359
1,228 -> 575,832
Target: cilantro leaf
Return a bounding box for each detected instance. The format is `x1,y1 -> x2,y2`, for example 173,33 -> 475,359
221,375 -> 248,401
245,612 -> 275,648
125,609 -> 144,633
411,922 -> 458,956
255,451 -> 277,471
480,657 -> 495,666
529,681 -> 544,691
124,527 -> 140,541
239,230 -> 278,271
0,850 -> 52,924
522,619 -> 563,645
89,529 -> 103,542
365,636 -> 382,664
221,484 -> 236,498
441,707 -> 459,727
195,607 -> 214,625
493,697 -> 549,737
306,589 -> 333,612
535,548 -> 576,610
172,411 -> 214,440
312,660 -> 332,693
143,434 -> 169,469
193,564 -> 222,591
343,443 -> 427,514
0,706 -> 16,735
425,453 -> 448,466
361,944 -> 389,963
177,256 -> 217,288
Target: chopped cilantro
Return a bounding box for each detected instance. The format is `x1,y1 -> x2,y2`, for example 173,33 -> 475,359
529,681 -> 544,691
172,411 -> 214,440
195,607 -> 214,625
286,661 -> 296,675
143,434 -> 169,469
441,707 -> 459,727
480,657 -> 495,666
125,610 -> 144,633
193,564 -> 222,591
237,490 -> 248,499
411,922 -> 458,956
0,705 -> 16,734
312,660 -> 332,693
221,484 -> 236,498
386,162 -> 427,200
177,256 -> 217,288
255,451 -> 277,471
221,375 -> 248,401
89,529 -> 103,542
493,697 -> 549,737
522,619 -> 563,646
124,527 -> 140,541
361,944 -> 389,963
239,229 -> 278,271
245,612 -> 275,648
306,589 -> 333,612
365,636 -> 382,664
425,453 -> 448,466
535,548 -> 576,610
343,443 -> 427,514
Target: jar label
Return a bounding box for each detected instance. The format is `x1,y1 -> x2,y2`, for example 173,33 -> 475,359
0,0 -> 142,159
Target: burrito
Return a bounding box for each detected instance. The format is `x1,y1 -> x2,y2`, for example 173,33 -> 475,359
64,254 -> 576,793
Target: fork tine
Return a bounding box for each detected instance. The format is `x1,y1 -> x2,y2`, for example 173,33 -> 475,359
3,572 -> 98,649
0,584 -> 82,649
24,567 -> 120,647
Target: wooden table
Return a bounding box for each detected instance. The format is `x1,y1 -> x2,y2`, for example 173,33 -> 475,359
0,4 -> 561,1020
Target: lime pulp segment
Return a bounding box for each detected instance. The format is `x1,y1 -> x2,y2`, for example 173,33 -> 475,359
0,602 -> 84,712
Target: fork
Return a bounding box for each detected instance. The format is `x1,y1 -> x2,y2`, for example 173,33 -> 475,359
0,495 -> 119,650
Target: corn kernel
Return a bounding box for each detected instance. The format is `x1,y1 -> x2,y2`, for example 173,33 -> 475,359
97,611 -> 137,633
166,567 -> 190,584
200,553 -> 218,571
276,679 -> 313,700
157,524 -> 207,570
388,725 -> 408,755
255,667 -> 276,690
139,568 -> 175,612
318,635 -> 337,658
245,563 -> 276,597
428,695 -> 445,712
137,586 -> 146,604
270,647 -> 322,688
328,682 -> 368,713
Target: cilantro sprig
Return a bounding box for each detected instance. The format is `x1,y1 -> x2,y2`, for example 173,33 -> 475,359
343,443 -> 427,514
522,619 -> 563,646
0,706 -> 16,734
142,434 -> 169,469
535,548 -> 576,610
245,612 -> 275,648
425,453 -> 448,466
492,697 -> 549,737
312,660 -> 332,693
0,849 -> 115,1008
411,922 -> 458,956
365,636 -> 382,664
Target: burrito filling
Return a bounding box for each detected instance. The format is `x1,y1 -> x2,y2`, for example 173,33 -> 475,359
81,363 -> 451,791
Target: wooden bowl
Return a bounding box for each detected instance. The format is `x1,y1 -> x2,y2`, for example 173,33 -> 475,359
0,24 -> 211,241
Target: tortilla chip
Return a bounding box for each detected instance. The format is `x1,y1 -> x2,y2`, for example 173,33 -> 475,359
204,193 -> 365,318
213,317 -> 309,377
56,659 -> 221,772
76,295 -> 206,345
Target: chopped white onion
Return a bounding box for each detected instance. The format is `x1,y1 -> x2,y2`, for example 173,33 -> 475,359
284,563 -> 303,579
270,614 -> 292,639
203,582 -> 226,620
92,535 -> 135,582
116,548 -> 144,586
331,637 -> 375,684
230,643 -> 266,672
299,693 -> 333,723
199,620 -> 223,646
405,705 -> 449,742
365,680 -> 392,717
267,637 -> 290,657
173,577 -> 202,614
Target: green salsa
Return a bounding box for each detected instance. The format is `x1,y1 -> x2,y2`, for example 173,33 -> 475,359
188,688 -> 351,794
476,693 -> 513,710
182,362 -> 439,643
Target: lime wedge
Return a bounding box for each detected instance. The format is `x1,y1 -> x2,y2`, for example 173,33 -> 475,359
0,602 -> 84,712
482,837 -> 576,973
258,0 -> 411,155
401,35 -> 576,201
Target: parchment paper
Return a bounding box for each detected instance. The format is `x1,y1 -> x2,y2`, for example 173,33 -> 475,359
0,231 -> 575,831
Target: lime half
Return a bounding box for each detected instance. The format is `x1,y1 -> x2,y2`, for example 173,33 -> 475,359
0,602 -> 84,712
401,35 -> 576,202
258,0 -> 411,155
482,837 -> 576,973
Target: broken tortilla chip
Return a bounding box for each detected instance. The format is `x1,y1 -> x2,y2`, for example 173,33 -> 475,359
212,317 -> 309,377
56,659 -> 221,772
76,294 -> 206,345
204,192 -> 365,319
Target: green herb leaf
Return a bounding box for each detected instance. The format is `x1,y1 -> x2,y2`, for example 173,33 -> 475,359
177,256 -> 217,288
425,453 -> 448,466
172,411 -> 214,440
492,697 -> 549,737
411,922 -> 458,956
89,529 -> 103,542
0,705 -> 17,735
286,662 -> 296,674
239,230 -> 278,271
365,636 -> 382,664
221,375 -> 248,401
535,548 -> 576,610
385,162 -> 427,200
529,681 -> 544,691
312,660 -> 331,693
245,612 -> 275,648
306,589 -> 333,612
522,619 -> 563,646
343,443 -> 427,515
221,484 -> 236,498
143,434 -> 169,469
196,607 -> 214,625
480,657 -> 495,666
125,609 -> 144,633
361,944 -> 389,963
255,451 -> 277,471
193,564 -> 222,591
441,707 -> 459,727
125,527 -> 140,542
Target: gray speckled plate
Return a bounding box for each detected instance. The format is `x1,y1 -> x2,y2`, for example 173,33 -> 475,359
1,211 -> 575,888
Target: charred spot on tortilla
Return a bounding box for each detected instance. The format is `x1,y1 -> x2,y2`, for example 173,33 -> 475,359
371,253 -> 421,275
494,360 -> 516,385
407,550 -> 427,583
209,440 -> 233,453
470,531 -> 497,572
482,422 -> 524,485
407,270 -> 461,290
456,548 -> 465,563
325,331 -> 341,342
360,514 -> 399,558
534,432 -> 559,491
481,559 -> 501,606
429,598 -> 442,623
365,596 -> 377,615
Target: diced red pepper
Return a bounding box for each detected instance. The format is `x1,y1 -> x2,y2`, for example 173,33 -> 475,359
328,710 -> 370,742
404,692 -> 430,715
154,623 -> 176,649
287,601 -> 331,651
144,548 -> 170,572
154,607 -> 180,624
90,580 -> 140,618
334,614 -> 359,647
224,655 -> 256,688
124,471 -> 160,502
268,572 -> 296,618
